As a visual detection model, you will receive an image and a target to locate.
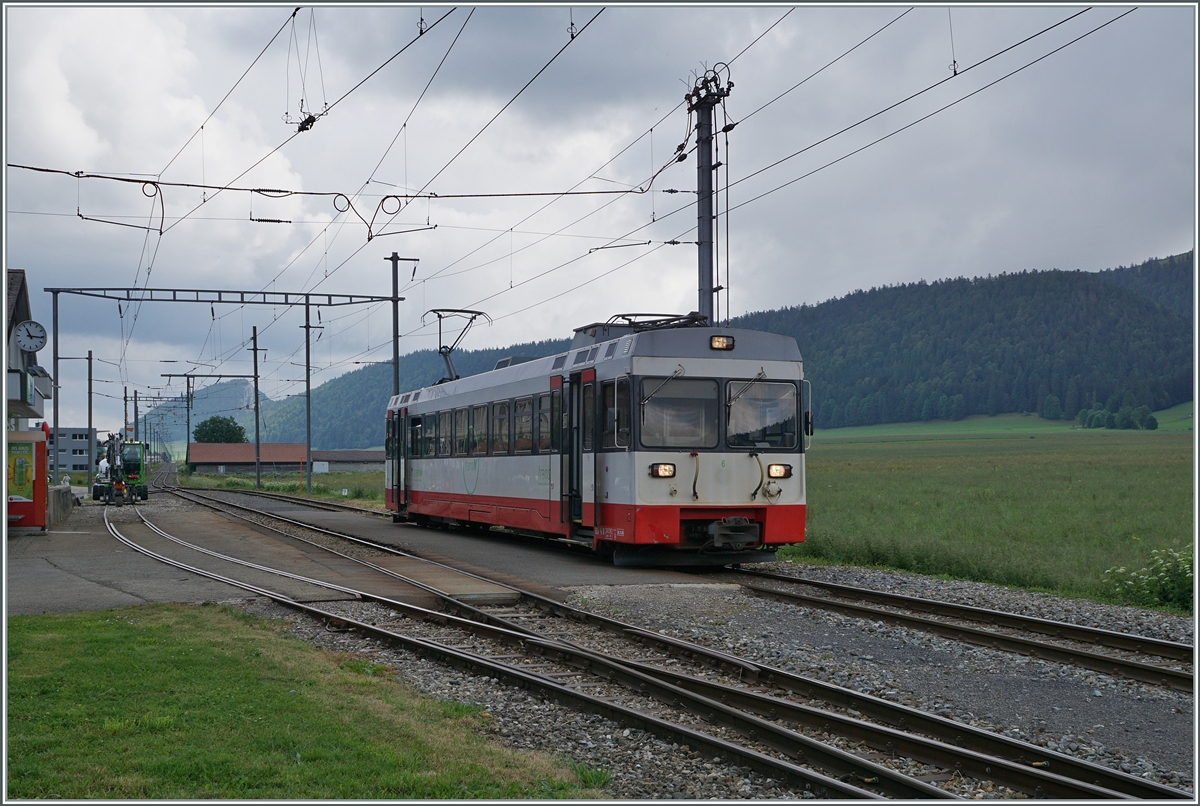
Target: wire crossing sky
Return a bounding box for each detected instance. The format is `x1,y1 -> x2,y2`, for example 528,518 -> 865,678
5,5 -> 1195,435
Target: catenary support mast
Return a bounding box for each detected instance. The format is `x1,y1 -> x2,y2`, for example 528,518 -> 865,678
687,68 -> 731,325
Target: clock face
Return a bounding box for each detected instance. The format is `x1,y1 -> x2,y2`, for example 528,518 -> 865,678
14,320 -> 47,352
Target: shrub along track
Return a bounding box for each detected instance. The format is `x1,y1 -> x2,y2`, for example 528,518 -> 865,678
102,485 -> 1186,799
732,569 -> 1193,693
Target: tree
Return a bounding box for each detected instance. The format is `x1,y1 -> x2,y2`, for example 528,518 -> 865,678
949,394 -> 967,420
193,415 -> 248,443
1041,395 -> 1062,420
1144,414 -> 1159,430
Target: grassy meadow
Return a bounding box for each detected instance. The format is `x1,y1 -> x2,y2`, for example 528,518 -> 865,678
6,604 -> 605,799
180,469 -> 387,510
783,413 -> 1193,607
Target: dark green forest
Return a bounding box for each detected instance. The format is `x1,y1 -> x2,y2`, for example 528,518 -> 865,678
146,252 -> 1193,447
739,253 -> 1192,429
1095,251 -> 1192,321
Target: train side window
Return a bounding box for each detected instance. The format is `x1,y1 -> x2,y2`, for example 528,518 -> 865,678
514,397 -> 534,453
470,404 -> 488,455
550,390 -> 561,453
491,401 -> 510,455
422,416 -> 436,458
601,380 -> 629,449
385,419 -> 394,460
438,411 -> 453,457
582,382 -> 594,451
454,408 -> 469,456
537,394 -> 553,453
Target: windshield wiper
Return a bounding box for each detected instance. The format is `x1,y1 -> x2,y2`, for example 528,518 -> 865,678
640,364 -> 686,406
726,368 -> 767,410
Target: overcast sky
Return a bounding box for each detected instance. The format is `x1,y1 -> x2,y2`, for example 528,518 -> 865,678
5,4 -> 1195,435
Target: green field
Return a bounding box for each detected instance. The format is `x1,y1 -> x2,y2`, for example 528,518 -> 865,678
180,470 -> 387,510
784,413 -> 1193,608
6,604 -> 603,799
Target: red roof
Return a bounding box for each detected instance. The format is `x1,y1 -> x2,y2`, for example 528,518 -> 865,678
187,443 -> 307,463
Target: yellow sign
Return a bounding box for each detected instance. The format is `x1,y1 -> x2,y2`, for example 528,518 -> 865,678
7,442 -> 34,502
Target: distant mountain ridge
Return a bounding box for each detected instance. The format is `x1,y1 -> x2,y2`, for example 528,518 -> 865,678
145,251 -> 1193,446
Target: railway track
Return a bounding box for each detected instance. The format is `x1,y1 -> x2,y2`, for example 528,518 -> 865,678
105,484 -> 1188,799
733,569 -> 1193,693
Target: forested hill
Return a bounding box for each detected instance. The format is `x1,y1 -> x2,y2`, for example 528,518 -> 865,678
736,257 -> 1192,429
1095,251 -> 1193,321
176,251 -> 1191,447
247,337 -> 570,448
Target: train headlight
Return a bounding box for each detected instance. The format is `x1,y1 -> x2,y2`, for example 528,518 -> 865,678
710,335 -> 735,350
649,463 -> 676,478
767,463 -> 792,479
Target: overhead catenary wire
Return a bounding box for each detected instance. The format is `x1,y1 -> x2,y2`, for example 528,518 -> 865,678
463,7 -> 1137,331
160,7 -> 300,177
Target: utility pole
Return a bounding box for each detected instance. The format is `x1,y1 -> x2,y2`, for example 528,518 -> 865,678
686,68 -> 732,325
87,351 -> 93,485
249,326 -> 264,489
301,300 -> 322,493
384,253 -> 413,399
185,375 -> 192,466
52,290 -> 59,480
134,389 -> 139,441
124,386 -> 129,436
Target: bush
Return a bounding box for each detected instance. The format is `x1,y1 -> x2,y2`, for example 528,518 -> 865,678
1144,414 -> 1159,430
1104,546 -> 1193,611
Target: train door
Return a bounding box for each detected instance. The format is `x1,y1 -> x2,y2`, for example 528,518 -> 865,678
561,370 -> 596,532
396,407 -> 408,507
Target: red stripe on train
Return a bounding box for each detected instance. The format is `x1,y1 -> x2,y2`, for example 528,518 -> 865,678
391,490 -> 805,547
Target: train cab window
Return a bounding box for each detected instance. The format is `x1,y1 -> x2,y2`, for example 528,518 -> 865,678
727,381 -> 798,449
601,378 -> 630,449
537,394 -> 553,453
438,411 -> 453,456
453,409 -> 469,456
514,397 -> 534,453
469,404 -> 488,455
582,382 -> 594,451
491,401 -> 510,454
640,378 -> 719,449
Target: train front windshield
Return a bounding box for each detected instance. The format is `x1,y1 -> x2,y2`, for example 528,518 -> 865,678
727,382 -> 798,449
640,378 -> 720,448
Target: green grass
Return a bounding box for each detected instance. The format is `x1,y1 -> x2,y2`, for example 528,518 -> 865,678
6,604 -> 605,799
180,470 -> 386,510
1151,401 -> 1193,431
785,416 -> 1193,609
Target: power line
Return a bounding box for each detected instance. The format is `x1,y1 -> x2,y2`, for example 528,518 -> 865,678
161,7 -> 300,176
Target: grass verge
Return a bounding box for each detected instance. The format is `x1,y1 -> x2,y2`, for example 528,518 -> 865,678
179,470 -> 386,510
7,603 -> 604,799
784,422 -> 1193,610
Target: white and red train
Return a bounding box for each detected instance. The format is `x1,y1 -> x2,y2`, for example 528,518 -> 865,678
384,314 -> 813,566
